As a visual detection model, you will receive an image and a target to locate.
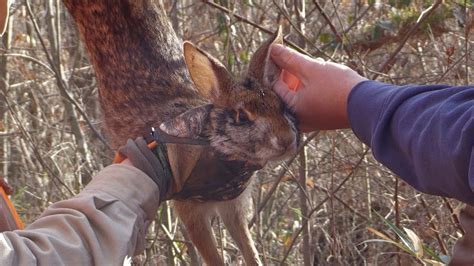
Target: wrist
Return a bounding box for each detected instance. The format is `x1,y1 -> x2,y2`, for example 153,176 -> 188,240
121,158 -> 134,166
298,76 -> 367,132
339,77 -> 369,128
117,138 -> 172,202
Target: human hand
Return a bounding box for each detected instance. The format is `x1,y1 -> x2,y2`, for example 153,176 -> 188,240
118,137 -> 172,202
270,44 -> 367,132
120,158 -> 134,166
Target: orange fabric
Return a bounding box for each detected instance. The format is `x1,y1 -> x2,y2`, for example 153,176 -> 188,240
282,69 -> 300,91
113,141 -> 158,163
0,186 -> 24,230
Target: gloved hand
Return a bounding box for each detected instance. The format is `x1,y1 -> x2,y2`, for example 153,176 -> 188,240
118,137 -> 171,202
117,137 -> 262,203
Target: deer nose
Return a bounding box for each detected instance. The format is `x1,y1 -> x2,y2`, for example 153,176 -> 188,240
271,135 -> 297,153
278,138 -> 291,148
278,136 -> 297,151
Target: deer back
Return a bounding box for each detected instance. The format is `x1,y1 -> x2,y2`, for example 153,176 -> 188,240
63,0 -> 203,145
63,0 -> 209,186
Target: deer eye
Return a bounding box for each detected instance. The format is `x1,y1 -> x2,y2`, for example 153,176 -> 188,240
234,108 -> 252,126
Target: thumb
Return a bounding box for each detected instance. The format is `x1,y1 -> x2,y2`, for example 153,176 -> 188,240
273,79 -> 298,110
270,44 -> 309,79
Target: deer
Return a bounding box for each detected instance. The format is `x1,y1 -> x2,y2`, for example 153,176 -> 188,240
63,1 -> 298,265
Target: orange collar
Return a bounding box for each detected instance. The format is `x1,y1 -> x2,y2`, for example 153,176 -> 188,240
113,127 -> 209,164
113,140 -> 158,163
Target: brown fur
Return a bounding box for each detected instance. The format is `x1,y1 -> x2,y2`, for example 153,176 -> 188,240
63,1 -> 297,265
63,0 -> 202,147
162,31 -> 298,165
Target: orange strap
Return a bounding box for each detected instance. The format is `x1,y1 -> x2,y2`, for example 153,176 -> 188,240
113,140 -> 158,163
0,179 -> 24,230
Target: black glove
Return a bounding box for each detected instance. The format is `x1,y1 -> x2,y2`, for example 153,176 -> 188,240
118,137 -> 262,203
118,137 -> 172,202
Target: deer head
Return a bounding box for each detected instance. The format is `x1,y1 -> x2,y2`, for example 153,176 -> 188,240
161,28 -> 299,166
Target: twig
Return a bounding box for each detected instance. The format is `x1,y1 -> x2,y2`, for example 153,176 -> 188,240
160,223 -> 186,263
249,131 -> 319,228
1,86 -> 73,197
442,197 -> 464,234
371,0 -> 442,79
463,0 -> 470,84
435,52 -> 469,83
394,177 -> 401,266
271,0 -> 331,59
2,53 -> 54,74
419,197 -> 449,255
312,0 -> 353,60
319,3 -> 373,51
201,0 -> 313,57
25,0 -> 111,151
314,185 -> 371,223
280,148 -> 370,265
329,136 -> 338,261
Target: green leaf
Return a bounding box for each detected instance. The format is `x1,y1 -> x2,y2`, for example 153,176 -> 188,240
403,227 -> 423,257
389,0 -> 412,8
423,244 -> 446,262
240,51 -> 249,63
373,211 -> 413,251
290,207 -> 302,219
455,0 -> 473,8
319,33 -> 332,44
370,211 -> 447,264
243,0 -> 254,6
347,15 -> 354,24
371,24 -> 382,40
226,53 -> 235,70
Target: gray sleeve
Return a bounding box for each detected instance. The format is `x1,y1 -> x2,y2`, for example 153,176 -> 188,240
0,164 -> 160,265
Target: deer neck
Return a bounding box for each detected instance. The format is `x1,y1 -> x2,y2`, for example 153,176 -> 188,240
63,1 -> 203,147
63,1 -> 250,197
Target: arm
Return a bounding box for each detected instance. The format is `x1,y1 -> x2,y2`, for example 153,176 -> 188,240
0,164 -> 160,265
348,81 -> 474,205
270,44 -> 474,204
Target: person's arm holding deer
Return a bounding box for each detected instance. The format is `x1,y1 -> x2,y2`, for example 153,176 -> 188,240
270,43 -> 474,265
0,136 -> 184,265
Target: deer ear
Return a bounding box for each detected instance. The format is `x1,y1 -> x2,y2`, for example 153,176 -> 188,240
0,0 -> 10,36
159,104 -> 213,138
248,26 -> 283,87
183,42 -> 233,102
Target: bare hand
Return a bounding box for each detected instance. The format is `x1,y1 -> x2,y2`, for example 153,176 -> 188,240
270,44 -> 367,132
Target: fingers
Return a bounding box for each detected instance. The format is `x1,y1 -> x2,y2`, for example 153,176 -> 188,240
270,44 -> 312,78
273,79 -> 291,99
273,79 -> 298,109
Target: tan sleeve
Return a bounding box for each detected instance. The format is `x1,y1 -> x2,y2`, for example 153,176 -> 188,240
0,164 -> 160,265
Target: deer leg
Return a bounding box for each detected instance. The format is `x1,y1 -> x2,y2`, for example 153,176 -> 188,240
217,191 -> 261,266
174,200 -> 224,266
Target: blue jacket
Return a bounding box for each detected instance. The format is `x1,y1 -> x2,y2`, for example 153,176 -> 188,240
348,81 -> 474,205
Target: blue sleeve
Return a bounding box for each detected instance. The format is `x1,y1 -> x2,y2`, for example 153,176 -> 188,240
348,80 -> 474,205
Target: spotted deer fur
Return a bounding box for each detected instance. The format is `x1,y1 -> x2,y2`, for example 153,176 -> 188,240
63,1 -> 298,265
